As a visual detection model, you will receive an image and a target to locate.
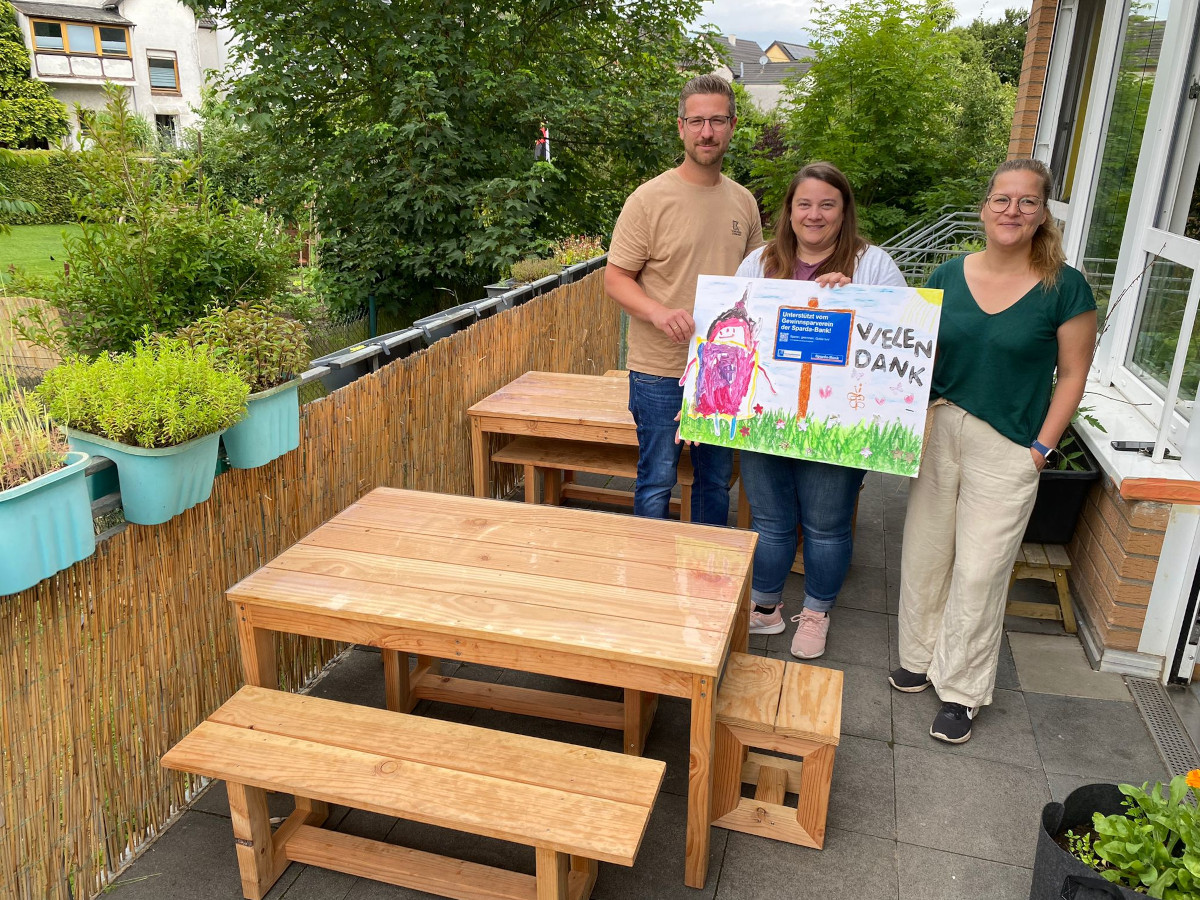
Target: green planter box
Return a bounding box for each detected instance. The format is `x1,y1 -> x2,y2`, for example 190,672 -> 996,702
0,451 -> 96,596
66,429 -> 224,526
222,379 -> 301,469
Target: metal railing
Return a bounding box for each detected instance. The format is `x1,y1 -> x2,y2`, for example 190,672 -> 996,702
880,206 -> 982,285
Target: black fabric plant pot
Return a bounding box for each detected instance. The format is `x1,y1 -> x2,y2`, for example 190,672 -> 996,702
1029,783 -> 1142,900
1023,439 -> 1101,545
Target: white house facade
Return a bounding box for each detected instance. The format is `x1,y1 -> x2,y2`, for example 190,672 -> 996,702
11,0 -> 233,144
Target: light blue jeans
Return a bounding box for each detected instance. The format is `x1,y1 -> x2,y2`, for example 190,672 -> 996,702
740,450 -> 865,611
627,371 -> 733,526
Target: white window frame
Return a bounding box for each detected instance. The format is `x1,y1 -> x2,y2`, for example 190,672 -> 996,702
1092,0 -> 1200,471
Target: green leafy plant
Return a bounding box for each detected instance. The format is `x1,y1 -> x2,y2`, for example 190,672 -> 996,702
509,257 -> 561,284
36,333 -> 249,448
551,235 -> 604,267
176,301 -> 310,394
0,303 -> 65,489
1051,406 -> 1107,472
1067,772 -> 1200,899
1065,829 -> 1102,871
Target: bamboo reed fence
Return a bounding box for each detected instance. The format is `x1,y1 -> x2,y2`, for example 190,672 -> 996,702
0,271 -> 620,900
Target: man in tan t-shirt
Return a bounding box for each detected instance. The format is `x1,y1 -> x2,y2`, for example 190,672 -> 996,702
605,73 -> 763,525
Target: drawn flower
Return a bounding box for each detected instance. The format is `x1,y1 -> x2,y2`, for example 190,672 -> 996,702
798,420 -> 809,432
905,394 -> 914,404
804,447 -> 816,456
781,441 -> 790,450
860,447 -> 873,459
754,403 -> 764,415
818,385 -> 832,399
775,418 -> 786,429
739,426 -> 750,436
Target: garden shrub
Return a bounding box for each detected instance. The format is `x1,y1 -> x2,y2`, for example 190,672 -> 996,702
0,151 -> 80,224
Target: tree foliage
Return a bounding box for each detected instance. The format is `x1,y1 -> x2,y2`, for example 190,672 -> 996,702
190,0 -> 709,317
959,7 -> 1028,86
754,0 -> 1015,240
0,0 -> 69,149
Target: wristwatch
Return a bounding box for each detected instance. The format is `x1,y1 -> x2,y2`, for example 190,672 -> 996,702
1031,439 -> 1052,458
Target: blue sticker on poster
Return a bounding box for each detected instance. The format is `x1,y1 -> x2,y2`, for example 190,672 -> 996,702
774,308 -> 853,365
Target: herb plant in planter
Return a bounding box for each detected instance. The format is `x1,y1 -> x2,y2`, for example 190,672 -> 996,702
36,335 -> 249,525
0,359 -> 95,595
1032,774 -> 1200,899
177,302 -> 310,469
1024,407 -> 1106,544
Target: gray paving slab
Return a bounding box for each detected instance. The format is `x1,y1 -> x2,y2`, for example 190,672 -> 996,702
765,605 -> 890,669
886,565 -> 901,615
599,694 -> 692,797
1045,772 -> 1109,803
894,743 -> 1051,868
1025,693 -> 1169,784
892,686 -> 1041,769
1008,633 -> 1130,701
896,843 -> 1032,900
306,646 -> 389,707
851,523 -> 886,568
826,734 -> 896,840
715,826 -> 898,900
837,563 -> 888,614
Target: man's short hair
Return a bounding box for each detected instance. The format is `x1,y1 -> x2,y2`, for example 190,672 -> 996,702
678,74 -> 736,119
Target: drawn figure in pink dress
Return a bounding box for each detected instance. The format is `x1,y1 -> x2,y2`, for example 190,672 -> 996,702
681,293 -> 776,438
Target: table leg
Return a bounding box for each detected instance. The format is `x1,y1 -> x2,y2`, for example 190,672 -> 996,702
236,606 -> 278,689
470,417 -> 489,498
731,578 -> 751,655
623,689 -> 659,756
685,672 -> 716,889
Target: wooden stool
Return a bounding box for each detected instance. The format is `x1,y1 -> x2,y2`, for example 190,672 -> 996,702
712,652 -> 842,849
1007,542 -> 1077,634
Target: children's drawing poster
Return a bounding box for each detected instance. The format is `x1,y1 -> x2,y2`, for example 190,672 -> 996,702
678,276 -> 943,477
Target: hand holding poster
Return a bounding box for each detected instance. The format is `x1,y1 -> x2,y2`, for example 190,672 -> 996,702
678,276 -> 943,477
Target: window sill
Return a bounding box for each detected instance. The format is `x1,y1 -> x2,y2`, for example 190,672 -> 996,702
1073,378 -> 1200,504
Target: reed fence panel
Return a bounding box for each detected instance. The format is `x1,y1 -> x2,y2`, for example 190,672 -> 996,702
0,272 -> 619,899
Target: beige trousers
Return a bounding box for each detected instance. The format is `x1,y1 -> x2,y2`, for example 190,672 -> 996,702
898,403 -> 1041,708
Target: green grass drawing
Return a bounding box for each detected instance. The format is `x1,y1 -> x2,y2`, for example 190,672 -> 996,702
678,402 -> 922,477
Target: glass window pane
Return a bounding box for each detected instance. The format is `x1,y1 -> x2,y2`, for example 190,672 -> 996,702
67,24 -> 96,54
1127,256 -> 1199,420
1081,0 -> 1171,317
99,27 -> 128,56
148,57 -> 177,90
33,21 -> 63,50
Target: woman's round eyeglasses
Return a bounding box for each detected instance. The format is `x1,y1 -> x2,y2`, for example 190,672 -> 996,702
985,194 -> 1045,215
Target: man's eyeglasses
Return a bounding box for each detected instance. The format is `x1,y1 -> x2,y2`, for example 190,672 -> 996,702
681,115 -> 733,132
986,194 -> 1045,215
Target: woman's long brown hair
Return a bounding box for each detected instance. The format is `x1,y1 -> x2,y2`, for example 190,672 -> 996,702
760,162 -> 867,280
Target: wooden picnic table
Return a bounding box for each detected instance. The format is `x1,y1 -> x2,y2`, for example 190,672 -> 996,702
228,487 -> 756,889
468,370 -> 634,501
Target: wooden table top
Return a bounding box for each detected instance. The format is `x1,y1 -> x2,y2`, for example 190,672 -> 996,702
467,370 -> 634,436
229,488 -> 757,677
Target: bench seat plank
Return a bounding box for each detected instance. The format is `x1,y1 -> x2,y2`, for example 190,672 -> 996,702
163,690 -> 663,866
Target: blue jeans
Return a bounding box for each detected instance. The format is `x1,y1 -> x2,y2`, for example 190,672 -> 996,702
740,450 -> 865,612
628,371 -> 733,526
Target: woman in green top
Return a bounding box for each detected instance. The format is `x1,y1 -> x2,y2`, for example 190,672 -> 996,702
889,159 -> 1097,745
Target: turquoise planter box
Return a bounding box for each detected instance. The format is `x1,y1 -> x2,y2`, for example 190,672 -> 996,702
1,451 -> 96,596
222,379 -> 301,469
66,429 -> 224,526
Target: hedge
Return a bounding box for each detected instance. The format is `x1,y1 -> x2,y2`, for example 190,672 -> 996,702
0,150 -> 81,224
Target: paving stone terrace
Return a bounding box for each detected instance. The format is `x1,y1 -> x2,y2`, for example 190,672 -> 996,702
107,472 -> 1171,900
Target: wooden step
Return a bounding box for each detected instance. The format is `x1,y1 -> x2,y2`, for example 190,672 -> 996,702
716,652 -> 785,734
775,663 -> 842,746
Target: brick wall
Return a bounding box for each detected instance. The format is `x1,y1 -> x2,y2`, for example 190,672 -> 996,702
1008,0 -> 1060,159
1068,476 -> 1170,651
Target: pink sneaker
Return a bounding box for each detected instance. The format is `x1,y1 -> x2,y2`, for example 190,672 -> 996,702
749,604 -> 785,635
790,608 -> 829,659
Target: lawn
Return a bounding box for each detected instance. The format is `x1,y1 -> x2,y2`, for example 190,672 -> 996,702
0,224 -> 79,280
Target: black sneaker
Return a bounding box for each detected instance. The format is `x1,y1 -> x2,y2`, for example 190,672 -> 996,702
888,667 -> 931,693
930,702 -> 976,744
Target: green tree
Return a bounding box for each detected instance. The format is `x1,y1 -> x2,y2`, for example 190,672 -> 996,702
755,0 -> 1014,239
189,0 -> 709,317
0,0 -> 69,149
960,8 -> 1028,86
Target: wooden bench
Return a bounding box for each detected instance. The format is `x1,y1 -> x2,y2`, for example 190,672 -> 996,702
161,686 -> 664,900
1007,541 -> 1077,633
711,652 -> 842,849
492,436 -> 696,520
